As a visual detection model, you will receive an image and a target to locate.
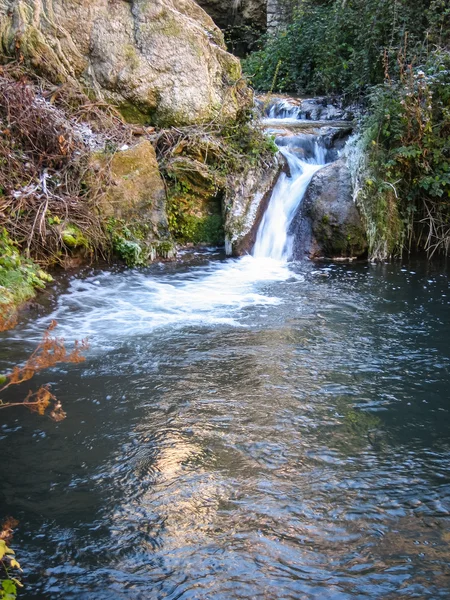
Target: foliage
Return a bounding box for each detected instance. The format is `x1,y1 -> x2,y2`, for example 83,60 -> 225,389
107,219 -> 150,267
106,219 -> 175,266
0,519 -> 22,600
357,49 -> 450,258
0,320 -> 88,420
244,0 -> 447,96
0,229 -> 52,331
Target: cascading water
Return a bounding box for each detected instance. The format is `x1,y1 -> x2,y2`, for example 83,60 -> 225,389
252,143 -> 326,261
18,99 -> 339,344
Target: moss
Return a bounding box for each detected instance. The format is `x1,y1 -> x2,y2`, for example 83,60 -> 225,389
0,229 -> 52,330
62,224 -> 89,249
168,207 -> 224,246
315,221 -> 367,258
117,102 -> 152,125
124,44 -> 140,71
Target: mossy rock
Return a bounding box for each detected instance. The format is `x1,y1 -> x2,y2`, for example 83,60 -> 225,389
93,140 -> 169,239
0,229 -> 52,330
302,159 -> 368,258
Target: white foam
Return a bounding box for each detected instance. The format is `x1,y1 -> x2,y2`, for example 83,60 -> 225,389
253,145 -> 326,261
23,256 -> 297,345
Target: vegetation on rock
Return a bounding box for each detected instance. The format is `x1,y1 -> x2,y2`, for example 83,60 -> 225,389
154,119 -> 277,246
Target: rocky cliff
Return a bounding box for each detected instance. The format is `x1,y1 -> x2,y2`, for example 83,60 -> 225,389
0,0 -> 251,125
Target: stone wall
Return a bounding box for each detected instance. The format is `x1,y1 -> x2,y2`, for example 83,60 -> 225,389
267,0 -> 297,31
196,0 -> 297,41
196,0 -> 266,54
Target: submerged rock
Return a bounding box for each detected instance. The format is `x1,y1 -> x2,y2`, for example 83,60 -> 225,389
0,0 -> 251,126
290,159 -> 368,259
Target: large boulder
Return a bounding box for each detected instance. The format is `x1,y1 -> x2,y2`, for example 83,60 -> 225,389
93,140 -> 168,234
290,159 -> 368,259
0,0 -> 251,125
91,139 -> 175,262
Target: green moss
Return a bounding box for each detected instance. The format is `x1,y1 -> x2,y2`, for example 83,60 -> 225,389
117,103 -> 151,126
124,44 -> 140,71
62,224 -> 89,249
167,206 -> 224,246
0,229 -> 52,328
315,220 -> 367,258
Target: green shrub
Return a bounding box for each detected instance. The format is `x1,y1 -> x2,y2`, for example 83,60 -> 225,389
357,49 -> 450,257
244,0 -> 445,96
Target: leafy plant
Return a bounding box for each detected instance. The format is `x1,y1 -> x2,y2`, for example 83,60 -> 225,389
358,49 -> 450,257
0,520 -> 22,600
244,0 -> 444,96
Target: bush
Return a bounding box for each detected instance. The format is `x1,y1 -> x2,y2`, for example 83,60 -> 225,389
356,49 -> 450,257
244,0 -> 446,96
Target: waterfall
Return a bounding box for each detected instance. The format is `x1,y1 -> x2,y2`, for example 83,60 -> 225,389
252,142 -> 326,261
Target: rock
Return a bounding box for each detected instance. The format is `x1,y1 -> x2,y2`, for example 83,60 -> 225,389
224,154 -> 284,255
0,0 -> 251,126
165,155 -> 225,246
290,159 -> 367,259
197,0 -> 266,54
93,140 -> 169,242
262,96 -> 355,121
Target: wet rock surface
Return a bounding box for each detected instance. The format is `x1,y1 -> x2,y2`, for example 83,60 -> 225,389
224,155 -> 284,256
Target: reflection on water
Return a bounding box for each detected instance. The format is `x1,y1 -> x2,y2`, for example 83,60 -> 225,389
0,253 -> 449,599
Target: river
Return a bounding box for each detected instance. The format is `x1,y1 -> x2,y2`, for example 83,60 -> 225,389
0,253 -> 449,599
0,100 -> 449,599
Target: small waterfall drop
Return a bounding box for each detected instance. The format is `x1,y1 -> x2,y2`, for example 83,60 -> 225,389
252,141 -> 326,261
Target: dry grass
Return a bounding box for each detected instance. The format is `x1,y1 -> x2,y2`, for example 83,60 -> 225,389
0,320 -> 88,421
0,63 -> 132,265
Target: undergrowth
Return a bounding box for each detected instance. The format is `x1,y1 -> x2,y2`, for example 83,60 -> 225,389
154,116 -> 276,244
355,48 -> 450,258
0,64 -> 133,266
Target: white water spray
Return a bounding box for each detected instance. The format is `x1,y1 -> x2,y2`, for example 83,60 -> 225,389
252,143 -> 326,261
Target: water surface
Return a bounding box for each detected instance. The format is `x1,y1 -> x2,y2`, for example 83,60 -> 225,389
0,253 -> 449,599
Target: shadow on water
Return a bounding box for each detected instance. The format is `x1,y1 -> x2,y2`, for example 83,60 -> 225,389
0,252 -> 449,599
